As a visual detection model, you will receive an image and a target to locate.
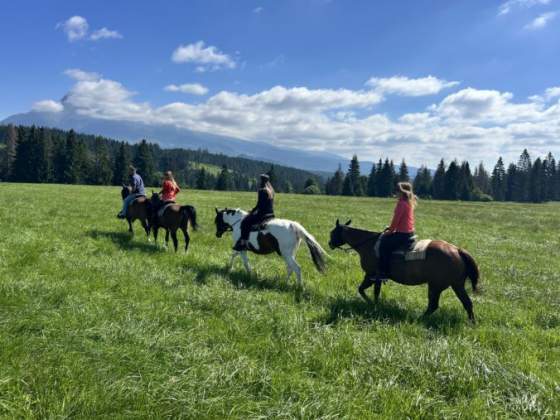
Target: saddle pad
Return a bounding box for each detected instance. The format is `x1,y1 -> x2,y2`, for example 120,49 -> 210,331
394,239 -> 432,261
158,202 -> 176,218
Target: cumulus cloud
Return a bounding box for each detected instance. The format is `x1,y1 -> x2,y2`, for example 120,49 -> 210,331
366,75 -> 459,96
57,16 -> 122,42
524,11 -> 557,29
164,83 -> 209,96
498,0 -> 551,16
32,100 -> 64,113
90,27 -> 123,40
56,16 -> 89,41
171,41 -> 236,71
64,68 -> 101,82
37,72 -> 560,166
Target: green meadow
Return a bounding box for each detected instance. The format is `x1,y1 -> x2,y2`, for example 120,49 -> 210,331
0,183 -> 558,418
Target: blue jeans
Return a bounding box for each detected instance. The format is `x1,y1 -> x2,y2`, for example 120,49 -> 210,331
120,194 -> 141,216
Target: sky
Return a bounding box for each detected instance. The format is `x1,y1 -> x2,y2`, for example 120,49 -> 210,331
1,0 -> 560,167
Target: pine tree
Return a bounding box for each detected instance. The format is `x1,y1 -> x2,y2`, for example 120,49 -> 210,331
376,159 -> 394,197
413,166 -> 432,198
63,130 -> 88,184
342,155 -> 363,196
12,126 -> 33,182
113,142 -> 130,185
303,178 -> 320,194
216,165 -> 233,191
134,139 -> 155,186
473,162 -> 491,195
398,159 -> 410,183
491,157 -> 506,201
529,158 -> 545,203
367,161 -> 377,196
458,161 -> 474,201
196,168 -> 208,190
444,160 -> 460,200
34,127 -> 51,182
543,152 -> 557,201
431,159 -> 446,199
327,165 -> 344,195
92,137 -> 113,185
505,163 -> 517,201
51,134 -> 67,183
515,149 -> 532,202
0,124 -> 17,180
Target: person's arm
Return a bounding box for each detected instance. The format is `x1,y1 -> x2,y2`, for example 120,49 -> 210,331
388,201 -> 404,232
251,190 -> 265,213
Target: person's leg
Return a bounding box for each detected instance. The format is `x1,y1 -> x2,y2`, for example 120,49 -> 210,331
118,194 -> 136,217
379,234 -> 398,276
234,214 -> 258,250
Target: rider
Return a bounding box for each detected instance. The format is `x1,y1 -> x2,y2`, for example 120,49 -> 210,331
153,171 -> 181,223
117,165 -> 146,219
378,182 -> 417,277
233,174 -> 275,251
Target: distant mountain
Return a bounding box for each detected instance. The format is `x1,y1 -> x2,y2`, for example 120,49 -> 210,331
2,108 -> 418,177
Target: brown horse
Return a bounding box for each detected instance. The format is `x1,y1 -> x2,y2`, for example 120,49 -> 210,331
150,193 -> 198,252
328,219 -> 479,322
121,186 -> 151,238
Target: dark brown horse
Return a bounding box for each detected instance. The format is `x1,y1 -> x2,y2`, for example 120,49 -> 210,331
150,193 -> 198,252
328,220 -> 479,322
121,186 -> 151,238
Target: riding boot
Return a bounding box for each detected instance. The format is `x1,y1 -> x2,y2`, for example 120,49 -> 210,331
117,212 -> 125,219
233,238 -> 248,251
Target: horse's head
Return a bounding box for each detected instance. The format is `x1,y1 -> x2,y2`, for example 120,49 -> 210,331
214,208 -> 245,238
121,184 -> 131,200
150,191 -> 160,204
328,218 -> 352,249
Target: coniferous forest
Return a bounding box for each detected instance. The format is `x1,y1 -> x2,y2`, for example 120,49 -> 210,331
0,125 -> 321,193
1,124 -> 559,203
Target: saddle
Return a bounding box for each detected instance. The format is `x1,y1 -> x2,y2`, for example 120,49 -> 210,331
374,235 -> 432,261
157,201 -> 176,218
249,217 -> 274,232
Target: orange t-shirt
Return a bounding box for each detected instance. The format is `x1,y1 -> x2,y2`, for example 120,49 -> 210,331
388,197 -> 415,233
161,180 -> 180,201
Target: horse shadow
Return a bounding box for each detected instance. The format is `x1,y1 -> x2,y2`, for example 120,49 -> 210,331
185,262 -> 308,298
87,229 -> 159,253
322,295 -> 466,331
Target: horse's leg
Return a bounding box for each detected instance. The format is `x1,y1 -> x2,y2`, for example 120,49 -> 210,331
181,226 -> 190,253
240,251 -> 251,273
170,229 -> 179,252
452,284 -> 476,323
374,278 -> 382,302
153,225 -> 159,244
141,218 -> 150,241
227,251 -> 238,272
286,255 -> 302,287
164,229 -> 169,249
423,284 -> 443,317
358,275 -> 375,304
127,218 -> 133,234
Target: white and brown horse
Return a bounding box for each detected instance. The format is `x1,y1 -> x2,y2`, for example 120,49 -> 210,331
214,208 -> 327,286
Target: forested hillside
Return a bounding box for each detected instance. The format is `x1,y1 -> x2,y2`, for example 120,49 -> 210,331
0,125 -> 322,193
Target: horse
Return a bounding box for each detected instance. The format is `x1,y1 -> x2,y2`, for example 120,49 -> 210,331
150,192 -> 198,252
120,185 -> 151,238
214,208 -> 328,287
328,219 -> 480,323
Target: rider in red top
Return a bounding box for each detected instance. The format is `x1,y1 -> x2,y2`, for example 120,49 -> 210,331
378,182 -> 417,277
161,171 -> 181,202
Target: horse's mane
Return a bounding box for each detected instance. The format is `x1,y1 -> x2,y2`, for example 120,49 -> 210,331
344,225 -> 380,237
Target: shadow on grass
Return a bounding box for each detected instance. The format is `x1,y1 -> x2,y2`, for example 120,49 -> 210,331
323,295 -> 466,331
87,229 -> 159,253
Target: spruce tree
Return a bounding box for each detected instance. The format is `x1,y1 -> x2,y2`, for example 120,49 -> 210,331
367,161 -> 377,196
473,162 -> 491,195
134,139 -> 155,186
196,168 -> 208,190
515,149 -> 532,202
216,165 -> 233,191
529,158 -> 545,203
544,152 -> 557,201
491,157 -> 506,201
63,130 -> 88,184
458,161 -> 474,201
327,165 -> 344,195
398,159 -> 410,183
431,159 -> 446,199
113,142 -> 130,185
505,163 -> 517,202
12,126 -> 32,182
92,137 -> 113,185
444,160 -> 460,200
413,166 -> 432,198
376,159 -> 394,197
342,155 -> 363,196
0,124 -> 17,180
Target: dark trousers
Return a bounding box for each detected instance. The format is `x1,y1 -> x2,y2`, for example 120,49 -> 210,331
240,213 -> 273,240
379,232 -> 414,274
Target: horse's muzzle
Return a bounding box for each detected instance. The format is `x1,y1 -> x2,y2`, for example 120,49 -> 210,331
328,241 -> 335,250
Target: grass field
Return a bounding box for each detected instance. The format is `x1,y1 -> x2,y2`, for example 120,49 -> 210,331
0,183 -> 559,418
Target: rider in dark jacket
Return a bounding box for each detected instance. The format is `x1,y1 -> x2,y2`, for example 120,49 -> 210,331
233,174 -> 275,251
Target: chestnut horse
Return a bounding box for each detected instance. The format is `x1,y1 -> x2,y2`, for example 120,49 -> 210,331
120,186 -> 151,238
150,193 -> 198,252
328,220 -> 479,322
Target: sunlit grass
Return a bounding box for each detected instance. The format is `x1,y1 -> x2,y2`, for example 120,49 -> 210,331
0,183 -> 558,418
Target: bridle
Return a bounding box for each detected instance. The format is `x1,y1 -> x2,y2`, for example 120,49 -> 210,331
333,228 -> 381,253
218,214 -> 242,235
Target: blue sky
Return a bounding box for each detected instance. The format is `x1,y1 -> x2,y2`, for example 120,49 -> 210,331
2,0 -> 560,166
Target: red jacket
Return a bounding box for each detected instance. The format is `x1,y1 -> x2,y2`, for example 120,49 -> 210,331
388,197 -> 415,233
161,180 -> 180,201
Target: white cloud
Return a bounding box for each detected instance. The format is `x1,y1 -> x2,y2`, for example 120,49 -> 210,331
64,68 -> 101,82
524,11 -> 557,29
57,16 -> 89,41
544,87 -> 560,100
498,0 -> 551,16
366,75 -> 459,96
39,72 -> 560,167
164,83 -> 209,95
171,41 -> 236,71
90,27 -> 123,41
253,6 -> 264,13
32,100 -> 64,113
56,16 -> 122,42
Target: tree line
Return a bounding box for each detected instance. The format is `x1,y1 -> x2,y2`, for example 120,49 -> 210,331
326,150 -> 560,203
0,125 -> 321,193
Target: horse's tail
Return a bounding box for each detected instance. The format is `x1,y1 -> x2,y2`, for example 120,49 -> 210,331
293,223 -> 328,273
459,248 -> 479,292
181,205 -> 199,231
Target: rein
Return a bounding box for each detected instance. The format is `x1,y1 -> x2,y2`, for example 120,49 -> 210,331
337,231 -> 379,253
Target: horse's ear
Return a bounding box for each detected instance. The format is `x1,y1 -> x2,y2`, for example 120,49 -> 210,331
336,219 -> 340,226
215,207 -> 219,214
345,219 -> 352,226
